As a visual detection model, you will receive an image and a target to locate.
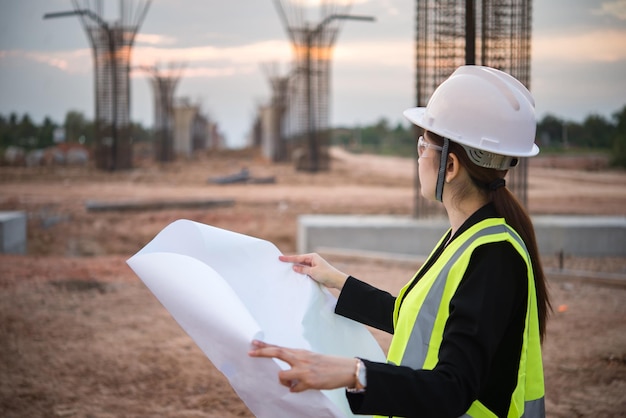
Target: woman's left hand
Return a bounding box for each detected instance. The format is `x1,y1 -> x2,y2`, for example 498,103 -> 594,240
248,340 -> 357,392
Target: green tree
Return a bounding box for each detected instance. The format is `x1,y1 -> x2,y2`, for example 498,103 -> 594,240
610,105 -> 626,167
0,113 -> 19,149
64,110 -> 88,143
564,121 -> 583,148
130,121 -> 152,143
39,117 -> 57,148
8,112 -> 18,127
385,122 -> 415,156
582,114 -> 614,148
16,114 -> 38,149
536,114 -> 565,148
0,114 -> 8,149
83,120 -> 96,145
358,117 -> 392,152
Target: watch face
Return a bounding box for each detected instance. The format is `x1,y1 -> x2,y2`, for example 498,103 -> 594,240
347,359 -> 367,393
357,360 -> 367,387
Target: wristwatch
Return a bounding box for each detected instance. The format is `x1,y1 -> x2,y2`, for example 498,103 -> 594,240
346,358 -> 367,393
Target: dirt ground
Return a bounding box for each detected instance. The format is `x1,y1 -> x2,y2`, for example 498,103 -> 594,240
1,147 -> 625,417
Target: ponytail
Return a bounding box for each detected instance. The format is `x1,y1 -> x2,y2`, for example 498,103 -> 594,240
491,184 -> 552,342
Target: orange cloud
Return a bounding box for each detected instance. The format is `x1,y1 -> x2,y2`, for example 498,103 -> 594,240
134,33 -> 177,46
334,39 -> 412,67
533,29 -> 626,62
133,40 -> 289,64
4,49 -> 91,74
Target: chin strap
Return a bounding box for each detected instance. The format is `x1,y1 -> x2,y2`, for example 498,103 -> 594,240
435,138 -> 450,202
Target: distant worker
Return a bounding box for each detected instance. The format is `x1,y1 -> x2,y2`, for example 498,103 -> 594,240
250,65 -> 551,418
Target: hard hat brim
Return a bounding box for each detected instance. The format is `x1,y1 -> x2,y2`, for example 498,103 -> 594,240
403,107 -> 540,158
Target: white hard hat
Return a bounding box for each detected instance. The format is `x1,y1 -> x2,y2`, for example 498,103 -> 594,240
404,65 -> 539,169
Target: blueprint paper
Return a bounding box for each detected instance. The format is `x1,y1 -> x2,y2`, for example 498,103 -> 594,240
126,219 -> 386,418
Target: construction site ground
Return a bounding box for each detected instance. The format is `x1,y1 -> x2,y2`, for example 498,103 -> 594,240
1,147 -> 625,417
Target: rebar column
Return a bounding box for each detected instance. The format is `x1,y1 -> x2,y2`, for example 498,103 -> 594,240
273,1 -> 374,172
142,64 -> 183,162
413,0 -> 532,217
44,0 -> 151,170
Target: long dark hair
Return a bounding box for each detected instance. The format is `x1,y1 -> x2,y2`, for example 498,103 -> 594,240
430,132 -> 551,342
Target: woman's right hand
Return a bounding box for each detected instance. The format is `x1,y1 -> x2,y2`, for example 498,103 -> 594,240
279,253 -> 349,290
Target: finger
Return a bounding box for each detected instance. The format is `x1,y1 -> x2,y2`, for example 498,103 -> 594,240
279,254 -> 314,266
292,264 -> 311,276
249,343 -> 294,365
249,339 -> 277,352
278,373 -> 296,388
279,377 -> 304,392
279,371 -> 306,393
249,346 -> 281,359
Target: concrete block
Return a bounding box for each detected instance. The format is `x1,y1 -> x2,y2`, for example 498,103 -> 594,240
298,215 -> 448,257
0,211 -> 27,254
298,214 -> 626,258
533,216 -> 626,257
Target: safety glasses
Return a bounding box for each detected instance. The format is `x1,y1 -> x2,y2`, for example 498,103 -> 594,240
417,136 -> 443,158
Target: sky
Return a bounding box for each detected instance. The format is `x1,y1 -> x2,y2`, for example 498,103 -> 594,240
1,0 -> 625,148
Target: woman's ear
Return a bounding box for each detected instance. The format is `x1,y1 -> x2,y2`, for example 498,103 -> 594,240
445,152 -> 461,183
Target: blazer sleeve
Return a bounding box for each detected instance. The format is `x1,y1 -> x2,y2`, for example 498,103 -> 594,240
334,275 -> 396,334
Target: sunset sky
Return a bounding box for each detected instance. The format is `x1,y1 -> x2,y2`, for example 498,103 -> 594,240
1,0 -> 625,147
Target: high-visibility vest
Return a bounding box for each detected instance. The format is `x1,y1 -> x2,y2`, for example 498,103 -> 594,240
381,218 -> 545,418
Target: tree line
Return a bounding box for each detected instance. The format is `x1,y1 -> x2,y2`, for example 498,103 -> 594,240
331,104 -> 626,167
2,105 -> 626,167
0,111 -> 152,151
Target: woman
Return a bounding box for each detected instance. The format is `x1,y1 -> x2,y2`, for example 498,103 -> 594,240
249,65 -> 551,418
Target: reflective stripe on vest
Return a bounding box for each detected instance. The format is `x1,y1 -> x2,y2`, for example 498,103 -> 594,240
383,219 -> 545,418
460,396 -> 545,418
